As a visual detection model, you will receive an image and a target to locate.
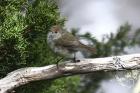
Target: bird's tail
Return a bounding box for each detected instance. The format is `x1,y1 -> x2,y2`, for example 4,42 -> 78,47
79,43 -> 96,54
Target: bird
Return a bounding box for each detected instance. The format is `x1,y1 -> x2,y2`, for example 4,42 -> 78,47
47,25 -> 96,65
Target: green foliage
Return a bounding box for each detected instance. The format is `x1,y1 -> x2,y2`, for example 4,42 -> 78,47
23,0 -> 62,66
133,28 -> 140,45
1,0 -> 140,93
46,76 -> 80,93
16,76 -> 80,93
0,0 -> 79,93
0,0 -> 28,77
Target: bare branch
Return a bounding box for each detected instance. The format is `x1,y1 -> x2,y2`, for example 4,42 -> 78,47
0,54 -> 140,93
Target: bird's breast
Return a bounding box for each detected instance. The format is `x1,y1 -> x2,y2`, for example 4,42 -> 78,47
49,43 -> 74,58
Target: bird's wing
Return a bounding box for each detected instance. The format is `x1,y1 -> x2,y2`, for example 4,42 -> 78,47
54,32 -> 80,48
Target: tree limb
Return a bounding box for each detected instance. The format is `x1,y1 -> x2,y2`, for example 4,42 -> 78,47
0,54 -> 140,93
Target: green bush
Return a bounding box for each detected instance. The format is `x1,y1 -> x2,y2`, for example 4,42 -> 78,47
0,0 -> 80,93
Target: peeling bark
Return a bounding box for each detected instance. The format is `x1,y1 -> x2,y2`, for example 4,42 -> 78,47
0,54 -> 140,93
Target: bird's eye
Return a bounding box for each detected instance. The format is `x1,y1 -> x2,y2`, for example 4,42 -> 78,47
55,31 -> 57,33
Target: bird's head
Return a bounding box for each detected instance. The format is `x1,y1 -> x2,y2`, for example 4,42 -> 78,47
47,25 -> 62,41
50,25 -> 62,34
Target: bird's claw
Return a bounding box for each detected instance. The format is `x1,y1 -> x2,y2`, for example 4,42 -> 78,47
56,57 -> 63,69
72,57 -> 80,63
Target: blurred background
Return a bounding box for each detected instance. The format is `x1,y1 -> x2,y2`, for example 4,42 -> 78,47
0,0 -> 140,93
58,1 -> 140,92
58,0 -> 140,41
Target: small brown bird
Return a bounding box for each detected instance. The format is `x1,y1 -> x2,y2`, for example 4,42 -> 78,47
47,25 -> 96,62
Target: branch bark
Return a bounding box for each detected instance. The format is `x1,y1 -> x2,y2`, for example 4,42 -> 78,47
0,54 -> 140,93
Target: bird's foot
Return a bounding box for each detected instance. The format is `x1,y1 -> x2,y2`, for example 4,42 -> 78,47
75,59 -> 80,62
113,56 -> 125,69
72,57 -> 80,63
56,57 -> 63,69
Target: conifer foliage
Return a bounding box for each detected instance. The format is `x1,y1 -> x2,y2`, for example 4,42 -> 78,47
0,0 -> 140,93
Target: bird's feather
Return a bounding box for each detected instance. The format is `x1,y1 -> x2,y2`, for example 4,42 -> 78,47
54,31 -> 80,49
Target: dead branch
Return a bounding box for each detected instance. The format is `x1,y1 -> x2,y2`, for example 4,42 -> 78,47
0,54 -> 140,93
